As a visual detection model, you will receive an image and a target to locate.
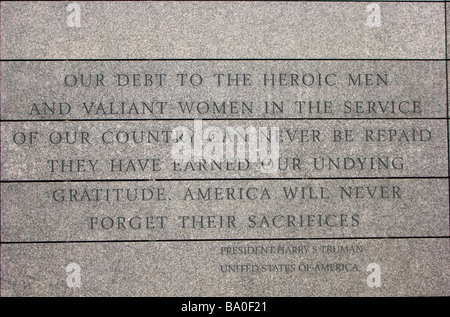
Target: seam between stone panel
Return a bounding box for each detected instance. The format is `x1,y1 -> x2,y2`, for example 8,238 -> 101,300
1,236 -> 450,246
0,0 -> 3,298
0,58 -> 448,61
445,0 -> 450,244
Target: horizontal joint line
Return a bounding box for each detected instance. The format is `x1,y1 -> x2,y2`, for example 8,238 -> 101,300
0,58 -> 448,62
1,118 -> 448,122
1,177 -> 449,183
2,236 -> 450,245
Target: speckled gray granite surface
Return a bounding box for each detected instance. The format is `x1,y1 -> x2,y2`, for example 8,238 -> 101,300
0,2 -> 445,60
1,1 -> 450,297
